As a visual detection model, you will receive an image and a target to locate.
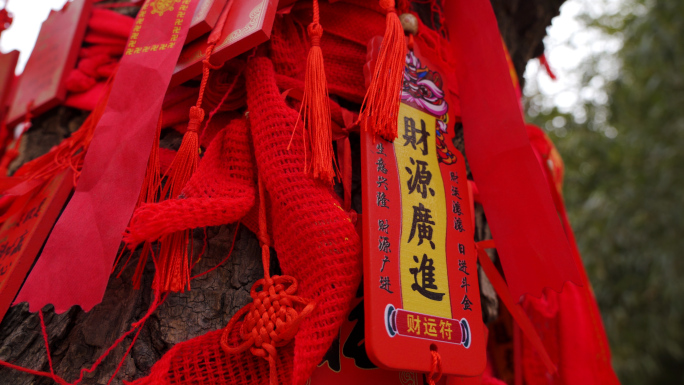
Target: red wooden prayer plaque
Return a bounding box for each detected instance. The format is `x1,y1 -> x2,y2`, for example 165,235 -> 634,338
0,50 -> 19,122
171,0 -> 278,87
361,46 -> 486,375
186,0 -> 227,43
6,0 -> 91,126
0,169 -> 74,321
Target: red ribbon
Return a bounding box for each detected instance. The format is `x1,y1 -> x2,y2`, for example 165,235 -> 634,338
445,0 -> 581,301
15,0 -> 202,313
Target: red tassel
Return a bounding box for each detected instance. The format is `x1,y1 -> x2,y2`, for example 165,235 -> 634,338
359,0 -> 406,142
296,0 -> 334,184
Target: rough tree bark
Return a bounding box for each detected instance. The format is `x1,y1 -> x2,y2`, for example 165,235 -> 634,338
0,1 -> 564,383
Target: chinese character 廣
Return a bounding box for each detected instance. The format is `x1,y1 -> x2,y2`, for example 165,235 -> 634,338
408,203 -> 436,249
381,255 -> 390,272
410,254 -> 445,301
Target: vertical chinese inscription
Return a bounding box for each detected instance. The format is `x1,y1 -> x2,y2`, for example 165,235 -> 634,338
395,103 -> 451,318
374,141 -> 394,294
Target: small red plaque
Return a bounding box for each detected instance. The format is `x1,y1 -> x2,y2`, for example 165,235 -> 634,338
0,169 -> 74,321
6,0 -> 91,126
171,0 -> 278,87
186,0 -> 227,43
361,45 -> 486,375
0,50 -> 19,122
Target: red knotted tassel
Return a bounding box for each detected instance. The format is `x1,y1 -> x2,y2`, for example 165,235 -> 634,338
358,0 -> 406,142
150,1 -> 233,292
296,0 -> 334,184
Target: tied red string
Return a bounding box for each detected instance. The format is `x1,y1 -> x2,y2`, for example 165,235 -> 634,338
293,0 -> 335,184
0,101 -> 33,175
426,347 -> 443,385
152,2 -> 233,292
358,0 -> 406,142
221,179 -> 315,385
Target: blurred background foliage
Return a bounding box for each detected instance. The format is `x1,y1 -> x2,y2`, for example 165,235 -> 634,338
525,0 -> 684,383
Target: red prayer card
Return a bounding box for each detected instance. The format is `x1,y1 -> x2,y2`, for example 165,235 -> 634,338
361,46 -> 486,375
6,0 -> 91,126
0,169 -> 74,321
186,0 -> 227,43
171,0 -> 278,86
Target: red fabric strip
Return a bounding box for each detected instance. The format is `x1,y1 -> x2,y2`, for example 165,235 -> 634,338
476,242 -> 556,374
445,0 -> 581,301
15,0 -> 202,313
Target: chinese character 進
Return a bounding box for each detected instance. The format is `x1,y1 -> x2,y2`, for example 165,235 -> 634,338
407,314 -> 421,335
377,175 -> 389,190
406,158 -> 435,199
408,203 -> 436,249
451,185 -> 462,199
376,142 -> 386,156
381,255 -> 390,272
377,191 -> 390,209
461,294 -> 473,311
379,276 -> 393,293
439,319 -> 452,340
410,254 -> 445,301
458,259 -> 469,275
461,276 -> 470,293
450,171 -> 458,182
452,201 -> 463,216
424,317 -> 438,337
376,157 -> 388,174
403,117 -> 430,156
458,243 -> 466,255
378,236 -> 391,253
454,217 -> 465,233
378,219 -> 389,234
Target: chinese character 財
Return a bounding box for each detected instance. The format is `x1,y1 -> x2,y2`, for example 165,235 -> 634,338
376,157 -> 388,174
407,314 -> 421,335
403,117 -> 430,156
377,175 -> 389,190
424,318 -> 438,337
450,171 -> 458,182
377,191 -> 390,209
408,203 -> 436,249
454,217 -> 465,233
410,254 -> 445,301
405,158 -> 435,199
461,294 -> 473,311
458,259 -> 469,275
378,219 -> 389,234
461,276 -> 470,293
379,276 -> 393,294
378,236 -> 391,253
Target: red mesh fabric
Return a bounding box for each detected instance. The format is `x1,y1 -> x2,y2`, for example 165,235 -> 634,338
124,117 -> 256,245
246,57 -> 361,385
126,324 -> 295,385
270,1 -> 384,103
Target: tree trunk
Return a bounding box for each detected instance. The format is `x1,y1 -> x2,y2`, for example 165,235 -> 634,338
0,1 -> 563,383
